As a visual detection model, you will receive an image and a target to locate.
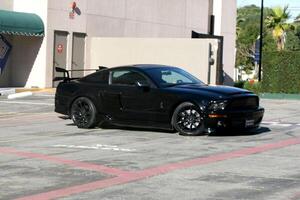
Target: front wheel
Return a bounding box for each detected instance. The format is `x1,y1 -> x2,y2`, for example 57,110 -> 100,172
70,97 -> 99,129
172,102 -> 204,136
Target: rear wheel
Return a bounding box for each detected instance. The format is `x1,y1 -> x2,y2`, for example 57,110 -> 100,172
172,102 -> 204,136
70,97 -> 99,128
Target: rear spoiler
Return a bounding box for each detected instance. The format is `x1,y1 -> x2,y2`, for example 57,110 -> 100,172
53,66 -> 107,82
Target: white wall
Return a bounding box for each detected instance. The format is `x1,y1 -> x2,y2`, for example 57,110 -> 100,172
213,0 -> 236,85
0,0 -> 13,10
9,36 -> 44,87
47,0 -> 210,37
12,0 -> 48,88
45,0 -> 213,87
47,0 -> 211,37
45,0 -> 236,87
0,0 -> 236,87
88,38 -> 219,84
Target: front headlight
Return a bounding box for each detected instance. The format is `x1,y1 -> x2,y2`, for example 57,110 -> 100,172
208,100 -> 227,111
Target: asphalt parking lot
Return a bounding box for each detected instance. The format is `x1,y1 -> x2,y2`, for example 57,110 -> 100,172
0,93 -> 300,200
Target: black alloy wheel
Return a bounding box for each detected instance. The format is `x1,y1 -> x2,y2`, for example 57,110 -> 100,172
70,97 -> 98,128
172,102 -> 204,136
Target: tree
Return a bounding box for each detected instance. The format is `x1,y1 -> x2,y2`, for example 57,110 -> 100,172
295,13 -> 300,22
295,25 -> 300,40
285,30 -> 300,51
265,6 -> 293,51
236,5 -> 261,73
294,16 -> 300,40
286,15 -> 300,51
236,5 -> 274,74
236,16 -> 245,38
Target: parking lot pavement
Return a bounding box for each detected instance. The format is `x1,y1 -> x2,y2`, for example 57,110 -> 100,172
0,95 -> 300,200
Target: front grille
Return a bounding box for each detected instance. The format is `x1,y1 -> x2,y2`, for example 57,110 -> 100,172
227,97 -> 258,110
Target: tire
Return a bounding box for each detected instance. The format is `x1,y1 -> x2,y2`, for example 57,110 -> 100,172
172,102 -> 204,136
70,97 -> 99,129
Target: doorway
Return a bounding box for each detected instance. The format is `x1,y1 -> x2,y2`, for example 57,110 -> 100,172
53,31 -> 68,87
71,32 -> 86,78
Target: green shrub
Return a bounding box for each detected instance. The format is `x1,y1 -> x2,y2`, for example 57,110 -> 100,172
244,81 -> 262,94
262,51 -> 300,94
234,80 -> 245,88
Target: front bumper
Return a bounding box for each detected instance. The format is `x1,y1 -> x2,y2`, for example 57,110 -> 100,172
204,107 -> 264,131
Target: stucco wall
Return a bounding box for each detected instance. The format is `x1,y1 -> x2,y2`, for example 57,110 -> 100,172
47,0 -> 210,37
9,36 -> 44,87
45,0 -> 212,87
213,0 -> 236,85
12,0 -> 48,88
0,0 -> 236,87
45,0 -> 235,87
0,0 -> 13,10
88,38 -> 219,84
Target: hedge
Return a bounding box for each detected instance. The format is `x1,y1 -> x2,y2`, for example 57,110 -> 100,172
262,51 -> 300,94
244,81 -> 262,94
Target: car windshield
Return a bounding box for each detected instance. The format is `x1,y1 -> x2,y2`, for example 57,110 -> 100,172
144,67 -> 204,87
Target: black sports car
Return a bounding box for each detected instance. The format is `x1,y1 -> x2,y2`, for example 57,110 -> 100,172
55,64 -> 264,136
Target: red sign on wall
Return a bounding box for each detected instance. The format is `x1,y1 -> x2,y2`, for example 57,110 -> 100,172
69,11 -> 75,19
57,44 -> 64,53
57,44 -> 63,54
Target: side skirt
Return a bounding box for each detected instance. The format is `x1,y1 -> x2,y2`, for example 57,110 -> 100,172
107,119 -> 174,131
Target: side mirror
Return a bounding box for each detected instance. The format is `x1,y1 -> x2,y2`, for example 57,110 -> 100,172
135,81 -> 150,91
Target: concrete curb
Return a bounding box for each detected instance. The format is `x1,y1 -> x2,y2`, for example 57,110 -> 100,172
0,88 -> 16,96
260,93 -> 300,100
7,91 -> 33,99
0,88 -> 56,96
15,88 -> 56,94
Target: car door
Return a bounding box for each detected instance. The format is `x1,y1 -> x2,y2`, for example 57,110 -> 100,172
108,68 -> 161,123
79,69 -> 121,117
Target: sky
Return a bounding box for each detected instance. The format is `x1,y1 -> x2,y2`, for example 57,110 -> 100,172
237,0 -> 300,20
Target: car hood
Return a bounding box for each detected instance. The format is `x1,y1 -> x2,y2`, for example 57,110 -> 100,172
169,84 -> 252,97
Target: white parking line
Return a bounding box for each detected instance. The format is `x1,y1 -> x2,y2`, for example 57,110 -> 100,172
52,144 -> 136,152
273,124 -> 292,127
0,101 -> 54,106
262,121 -> 278,124
262,121 -> 292,127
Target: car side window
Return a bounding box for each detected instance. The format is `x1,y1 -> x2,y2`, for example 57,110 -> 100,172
110,70 -> 148,86
83,70 -> 109,84
161,70 -> 193,84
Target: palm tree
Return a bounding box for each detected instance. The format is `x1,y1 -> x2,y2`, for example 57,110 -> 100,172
265,6 -> 293,51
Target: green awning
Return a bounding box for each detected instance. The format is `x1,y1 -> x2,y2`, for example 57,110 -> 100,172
0,9 -> 44,37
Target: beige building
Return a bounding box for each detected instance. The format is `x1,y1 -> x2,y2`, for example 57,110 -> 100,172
0,0 -> 236,88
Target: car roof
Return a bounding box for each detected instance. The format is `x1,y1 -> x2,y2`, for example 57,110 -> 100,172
81,64 -> 179,83
111,64 -> 177,70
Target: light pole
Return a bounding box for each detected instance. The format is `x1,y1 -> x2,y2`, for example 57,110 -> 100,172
258,0 -> 264,81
